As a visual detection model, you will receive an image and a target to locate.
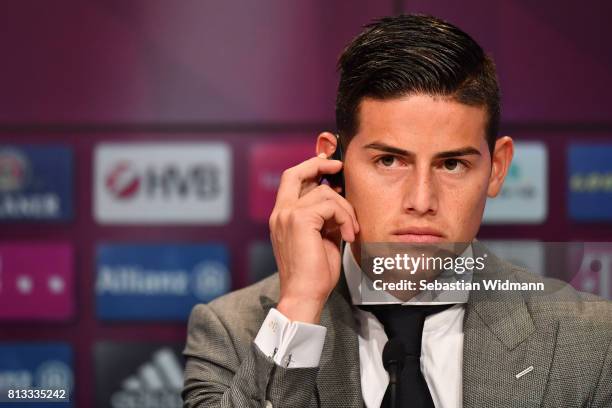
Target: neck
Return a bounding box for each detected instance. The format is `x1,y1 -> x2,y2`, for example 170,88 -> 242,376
349,239 -> 422,302
348,240 -> 470,303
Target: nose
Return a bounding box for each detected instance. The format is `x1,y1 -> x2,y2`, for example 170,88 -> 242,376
401,165 -> 438,216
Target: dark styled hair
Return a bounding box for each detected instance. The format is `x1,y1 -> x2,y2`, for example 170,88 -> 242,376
335,14 -> 500,153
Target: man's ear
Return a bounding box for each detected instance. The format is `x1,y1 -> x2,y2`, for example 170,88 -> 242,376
316,132 -> 338,158
487,136 -> 514,197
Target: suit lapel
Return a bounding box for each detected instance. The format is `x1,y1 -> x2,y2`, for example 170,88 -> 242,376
463,242 -> 558,408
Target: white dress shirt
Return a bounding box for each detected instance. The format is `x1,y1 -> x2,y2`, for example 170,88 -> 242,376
254,243 -> 471,408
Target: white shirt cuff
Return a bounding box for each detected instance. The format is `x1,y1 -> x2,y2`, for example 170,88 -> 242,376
254,307 -> 327,368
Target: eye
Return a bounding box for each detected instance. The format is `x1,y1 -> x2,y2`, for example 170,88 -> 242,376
444,159 -> 459,171
441,158 -> 467,173
380,156 -> 395,167
379,155 -> 397,167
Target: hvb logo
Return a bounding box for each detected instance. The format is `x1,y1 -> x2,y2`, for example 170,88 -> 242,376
95,143 -> 231,224
105,161 -> 140,200
105,161 -> 220,201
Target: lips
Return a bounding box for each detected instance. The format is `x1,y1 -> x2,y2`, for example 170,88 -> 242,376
391,227 -> 445,243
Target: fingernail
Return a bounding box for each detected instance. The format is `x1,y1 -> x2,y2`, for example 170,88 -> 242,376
318,153 -> 327,159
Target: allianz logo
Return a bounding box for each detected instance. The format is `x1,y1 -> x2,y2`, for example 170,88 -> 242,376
570,172 -> 612,192
96,261 -> 229,300
0,370 -> 31,389
0,361 -> 72,391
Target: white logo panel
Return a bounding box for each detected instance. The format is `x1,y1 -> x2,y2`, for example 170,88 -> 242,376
94,142 -> 231,224
483,142 -> 547,224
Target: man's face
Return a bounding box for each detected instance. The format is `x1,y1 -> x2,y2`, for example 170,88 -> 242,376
343,94 -> 495,249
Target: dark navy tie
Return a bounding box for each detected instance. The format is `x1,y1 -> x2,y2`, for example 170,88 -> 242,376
359,304 -> 454,408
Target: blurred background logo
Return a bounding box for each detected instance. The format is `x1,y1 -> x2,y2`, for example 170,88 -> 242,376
94,142 -> 232,224
568,144 -> 612,220
192,261 -> 231,301
0,343 -> 73,406
483,142 -> 548,224
0,149 -> 29,192
105,161 -> 141,200
249,141 -> 313,221
0,243 -> 74,321
570,243 -> 612,299
96,243 -> 230,321
95,342 -> 183,408
0,145 -> 73,221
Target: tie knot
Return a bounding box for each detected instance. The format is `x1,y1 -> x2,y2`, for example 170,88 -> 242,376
358,303 -> 454,356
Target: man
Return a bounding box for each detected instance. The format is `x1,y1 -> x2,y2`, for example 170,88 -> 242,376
183,14 -> 612,407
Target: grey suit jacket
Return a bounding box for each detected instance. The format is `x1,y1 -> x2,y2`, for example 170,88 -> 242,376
183,242 -> 612,407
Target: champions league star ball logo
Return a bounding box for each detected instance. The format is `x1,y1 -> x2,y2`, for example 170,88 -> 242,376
105,161 -> 141,200
0,149 -> 29,192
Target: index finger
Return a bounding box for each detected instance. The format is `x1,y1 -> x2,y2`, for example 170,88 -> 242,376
275,154 -> 343,208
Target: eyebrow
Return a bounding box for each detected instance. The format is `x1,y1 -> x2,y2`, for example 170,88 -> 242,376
363,142 -> 482,159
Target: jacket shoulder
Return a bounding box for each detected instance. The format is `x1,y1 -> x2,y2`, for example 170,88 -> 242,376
207,272 -> 280,317
188,273 -> 280,341
510,265 -> 612,332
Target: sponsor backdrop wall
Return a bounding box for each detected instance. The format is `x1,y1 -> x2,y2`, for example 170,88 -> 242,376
1,1 -> 611,407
